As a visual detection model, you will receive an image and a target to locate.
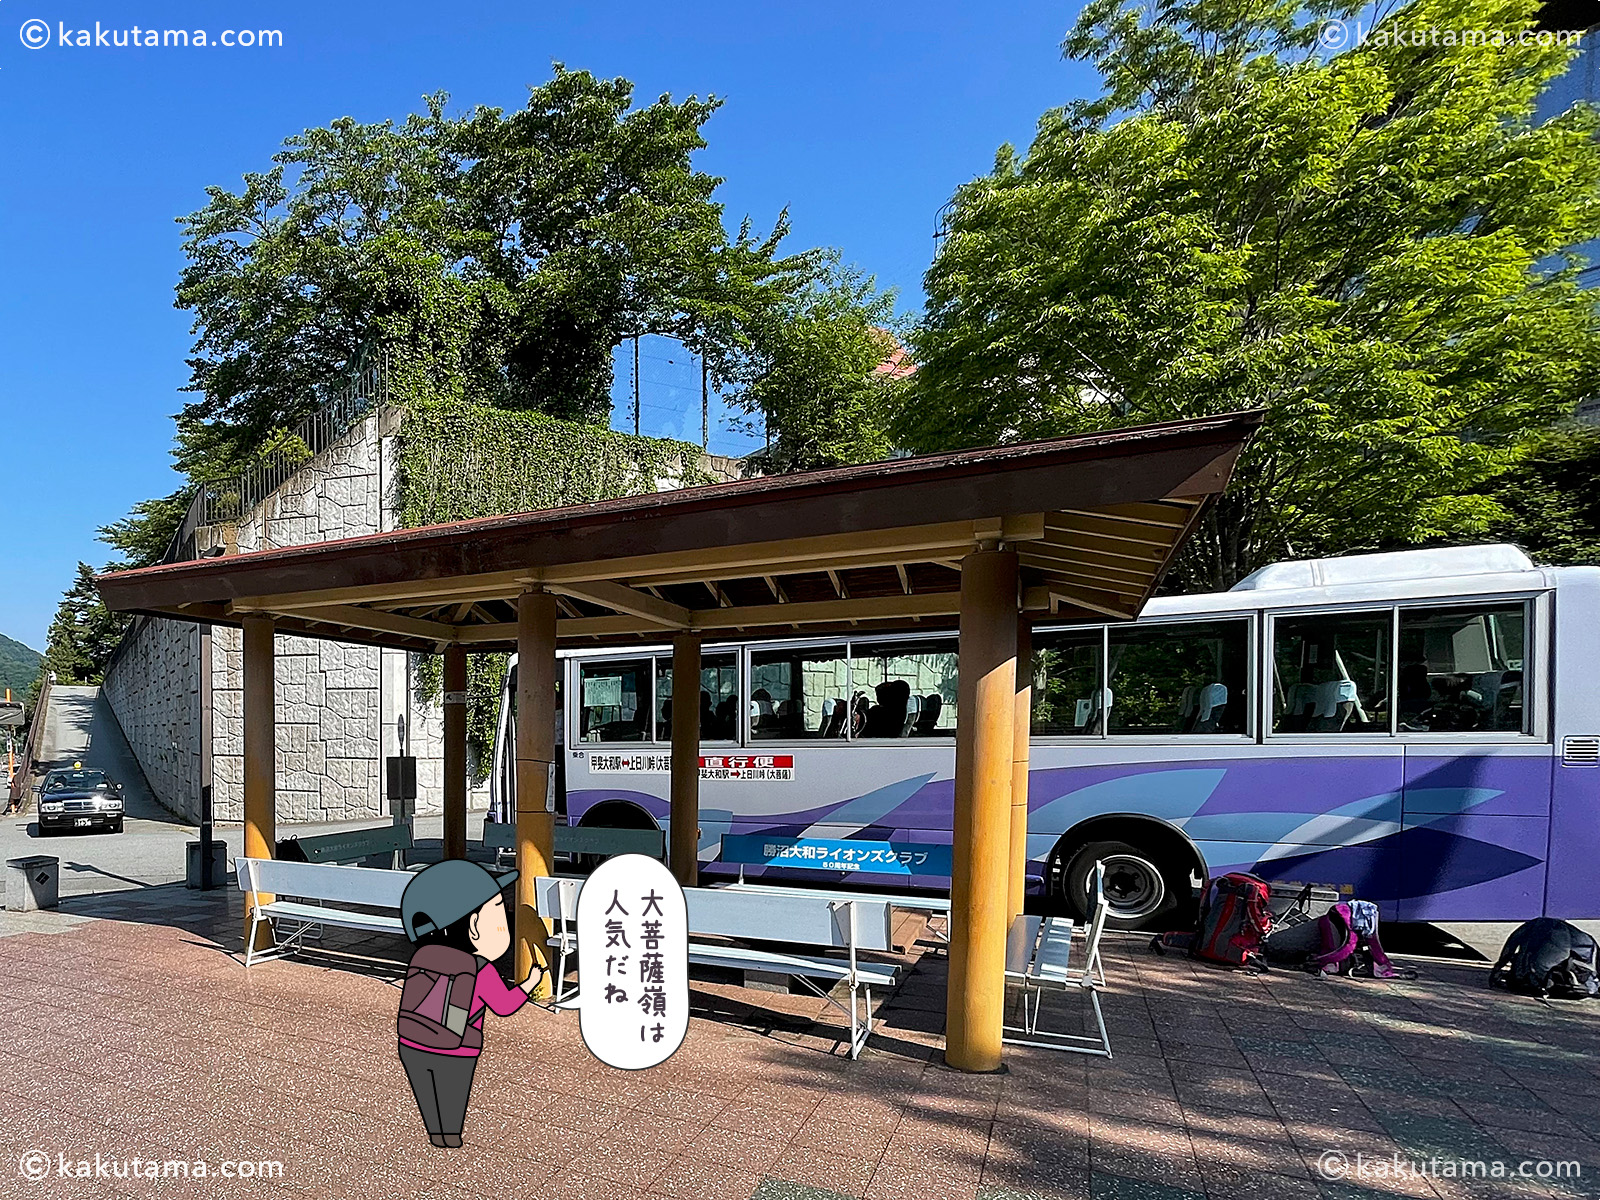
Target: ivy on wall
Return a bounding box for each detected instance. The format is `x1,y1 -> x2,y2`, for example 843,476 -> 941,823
400,401 -> 713,780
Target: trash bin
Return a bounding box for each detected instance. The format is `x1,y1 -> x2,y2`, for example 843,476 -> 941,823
5,855 -> 59,912
186,840 -> 229,889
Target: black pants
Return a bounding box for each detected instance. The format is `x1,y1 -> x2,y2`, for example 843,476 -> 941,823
398,1044 -> 479,1137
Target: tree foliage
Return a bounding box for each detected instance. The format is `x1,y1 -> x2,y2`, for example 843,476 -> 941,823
734,262 -> 906,474
98,489 -> 192,570
174,67 -> 820,483
1484,421 -> 1600,563
42,564 -> 128,687
906,0 -> 1600,588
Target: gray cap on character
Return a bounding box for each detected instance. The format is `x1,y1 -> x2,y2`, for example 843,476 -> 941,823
400,859 -> 519,941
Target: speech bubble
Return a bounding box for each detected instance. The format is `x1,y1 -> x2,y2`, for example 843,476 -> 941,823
556,853 -> 689,1070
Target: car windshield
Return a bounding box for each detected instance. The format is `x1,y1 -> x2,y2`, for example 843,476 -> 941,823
44,771 -> 109,793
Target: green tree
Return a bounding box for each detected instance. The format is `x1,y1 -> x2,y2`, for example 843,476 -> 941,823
906,0 -> 1600,589
734,262 -> 906,474
42,564 -> 128,686
1484,422 -> 1600,563
98,488 -> 193,569
174,67 -> 817,483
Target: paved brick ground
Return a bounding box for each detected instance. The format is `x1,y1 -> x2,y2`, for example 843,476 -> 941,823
0,886 -> 1596,1200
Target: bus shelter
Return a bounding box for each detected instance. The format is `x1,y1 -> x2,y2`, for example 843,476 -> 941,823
97,413 -> 1258,1071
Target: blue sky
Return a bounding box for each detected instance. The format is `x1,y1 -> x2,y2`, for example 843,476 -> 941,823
0,1 -> 1096,651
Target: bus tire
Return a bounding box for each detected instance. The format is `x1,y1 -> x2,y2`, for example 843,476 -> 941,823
576,802 -> 658,874
1060,839 -> 1181,931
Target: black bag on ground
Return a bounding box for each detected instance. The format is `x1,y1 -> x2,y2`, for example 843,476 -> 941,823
1489,918 -> 1599,999
1263,883 -> 1339,966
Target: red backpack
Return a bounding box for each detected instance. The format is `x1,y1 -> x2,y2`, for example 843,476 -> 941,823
1152,873 -> 1273,969
397,945 -> 483,1051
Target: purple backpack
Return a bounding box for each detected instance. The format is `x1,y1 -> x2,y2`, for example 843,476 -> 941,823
1308,900 -> 1408,978
397,945 -> 483,1050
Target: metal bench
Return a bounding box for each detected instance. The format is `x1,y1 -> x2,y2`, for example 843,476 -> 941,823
236,857 -> 411,968
294,824 -> 413,868
535,875 -> 899,1058
483,821 -> 665,866
1003,861 -> 1112,1057
715,879 -> 951,948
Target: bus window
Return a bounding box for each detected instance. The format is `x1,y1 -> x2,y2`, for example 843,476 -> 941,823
578,659 -> 651,742
1398,603 -> 1528,733
749,645 -> 849,740
1031,627 -> 1105,736
1273,612 -> 1392,734
850,638 -> 958,737
655,652 -> 740,742
1107,619 -> 1249,736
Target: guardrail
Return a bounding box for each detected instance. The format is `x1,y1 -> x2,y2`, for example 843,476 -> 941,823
7,673 -> 52,810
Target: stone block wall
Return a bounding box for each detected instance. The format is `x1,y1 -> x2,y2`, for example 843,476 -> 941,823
101,614 -> 203,821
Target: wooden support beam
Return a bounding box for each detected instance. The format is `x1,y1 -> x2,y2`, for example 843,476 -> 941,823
515,589 -> 558,997
1063,500 -> 1198,528
260,604 -> 457,646
454,587 -> 1056,644
826,569 -> 848,600
545,580 -> 693,629
896,564 -> 912,595
443,644 -> 468,861
945,548 -> 1018,1073
1009,622 -> 1032,928
669,633 -> 701,887
1042,586 -> 1140,621
242,614 -> 275,952
763,576 -> 787,603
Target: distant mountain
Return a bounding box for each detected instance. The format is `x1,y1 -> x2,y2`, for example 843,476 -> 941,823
0,634 -> 42,700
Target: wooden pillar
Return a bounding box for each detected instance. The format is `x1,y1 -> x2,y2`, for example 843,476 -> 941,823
669,633 -> 702,886
241,614 -> 276,950
1008,621 -> 1033,927
514,588 -> 558,993
442,643 -> 468,861
945,547 -> 1018,1073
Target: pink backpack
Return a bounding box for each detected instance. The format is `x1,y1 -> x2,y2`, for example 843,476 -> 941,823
1308,901 -> 1407,978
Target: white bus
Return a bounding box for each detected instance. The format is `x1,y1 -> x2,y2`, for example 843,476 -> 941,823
491,544 -> 1599,929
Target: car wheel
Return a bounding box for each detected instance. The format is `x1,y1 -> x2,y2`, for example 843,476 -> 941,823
1061,839 -> 1182,931
37,824 -> 54,838
112,818 -> 124,834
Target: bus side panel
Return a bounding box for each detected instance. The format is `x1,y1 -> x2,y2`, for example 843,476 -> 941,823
1547,760 -> 1600,919
1546,567 -> 1600,920
1024,749 -> 1404,916
1395,751 -> 1550,922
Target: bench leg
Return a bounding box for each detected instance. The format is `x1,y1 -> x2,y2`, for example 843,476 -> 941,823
1002,981 -> 1113,1058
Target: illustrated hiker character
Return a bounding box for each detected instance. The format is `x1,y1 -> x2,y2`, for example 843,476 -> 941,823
396,861 -> 545,1148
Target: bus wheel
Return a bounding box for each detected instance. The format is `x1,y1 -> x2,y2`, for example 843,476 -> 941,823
1060,839 -> 1179,931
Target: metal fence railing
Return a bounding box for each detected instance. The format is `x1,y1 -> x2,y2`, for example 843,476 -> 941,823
163,354 -> 389,563
6,673 -> 51,811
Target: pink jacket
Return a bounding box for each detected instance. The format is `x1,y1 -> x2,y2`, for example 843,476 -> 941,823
398,961 -> 528,1057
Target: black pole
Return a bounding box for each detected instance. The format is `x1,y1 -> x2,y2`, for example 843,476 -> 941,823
633,336 -> 641,436
701,356 -> 709,449
199,624 -> 215,889
200,785 -> 214,890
